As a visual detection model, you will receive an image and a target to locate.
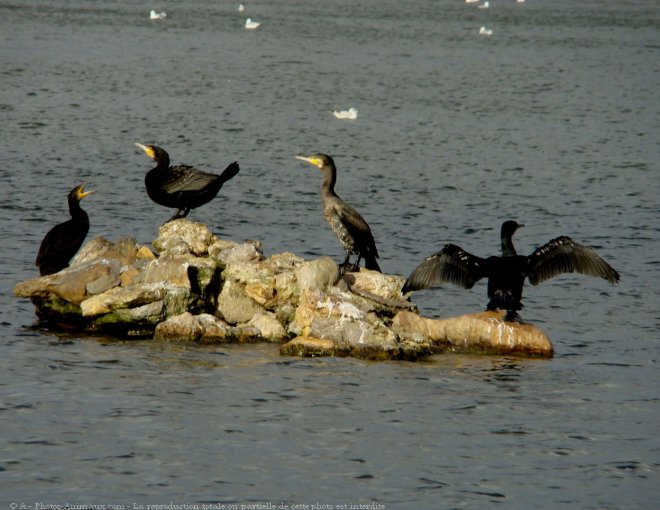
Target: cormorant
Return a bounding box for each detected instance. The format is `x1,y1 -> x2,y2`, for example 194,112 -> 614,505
36,183 -> 95,276
134,143 -> 239,222
402,220 -> 620,320
295,153 -> 381,272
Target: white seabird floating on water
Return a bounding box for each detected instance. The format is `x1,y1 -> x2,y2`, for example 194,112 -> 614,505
479,26 -> 493,36
331,108 -> 358,120
238,4 -> 245,12
478,1 -> 490,9
245,18 -> 261,29
150,10 -> 167,20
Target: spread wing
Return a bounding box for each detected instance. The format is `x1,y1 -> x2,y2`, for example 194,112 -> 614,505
527,236 -> 620,286
402,244 -> 488,293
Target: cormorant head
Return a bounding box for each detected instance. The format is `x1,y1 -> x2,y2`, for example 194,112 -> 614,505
69,182 -> 95,202
135,143 -> 169,164
501,220 -> 524,238
295,153 -> 335,171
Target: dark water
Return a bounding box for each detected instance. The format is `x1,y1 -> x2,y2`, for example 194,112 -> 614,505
1,0 -> 658,507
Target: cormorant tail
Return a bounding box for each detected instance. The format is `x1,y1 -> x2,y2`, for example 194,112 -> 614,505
486,290 -> 523,313
364,255 -> 381,273
218,162 -> 240,183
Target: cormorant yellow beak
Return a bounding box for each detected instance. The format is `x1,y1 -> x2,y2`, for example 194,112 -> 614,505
135,142 -> 156,160
78,182 -> 96,199
295,155 -> 321,169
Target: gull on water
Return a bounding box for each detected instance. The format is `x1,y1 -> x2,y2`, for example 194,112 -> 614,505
479,26 -> 493,36
478,1 -> 490,9
150,10 -> 167,20
331,108 -> 358,120
465,0 -> 479,3
238,4 -> 245,12
245,18 -> 261,29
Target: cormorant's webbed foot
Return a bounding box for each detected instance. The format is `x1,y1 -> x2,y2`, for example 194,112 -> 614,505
164,207 -> 191,224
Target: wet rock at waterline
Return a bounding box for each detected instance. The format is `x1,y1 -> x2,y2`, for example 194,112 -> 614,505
14,219 -> 554,359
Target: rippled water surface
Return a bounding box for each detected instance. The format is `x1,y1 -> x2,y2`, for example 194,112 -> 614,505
1,1 -> 658,508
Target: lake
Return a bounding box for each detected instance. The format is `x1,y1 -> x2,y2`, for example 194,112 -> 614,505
1,1 -> 658,508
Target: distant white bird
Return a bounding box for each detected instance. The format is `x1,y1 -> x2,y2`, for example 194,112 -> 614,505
331,108 -> 358,120
465,0 -> 479,3
479,26 -> 493,36
517,0 -> 526,3
238,4 -> 245,12
245,18 -> 260,29
478,1 -> 489,9
150,10 -> 167,20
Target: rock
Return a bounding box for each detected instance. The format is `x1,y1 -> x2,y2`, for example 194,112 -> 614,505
141,255 -> 221,314
85,273 -> 121,296
153,219 -> 217,256
280,337 -> 346,358
136,245 -> 157,260
245,312 -> 287,341
392,310 -> 554,358
343,270 -> 406,301
221,258 -> 270,283
215,281 -> 265,325
154,312 -> 204,342
154,312 -> 274,344
240,272 -> 296,311
14,259 -> 121,305
119,267 -> 143,287
91,301 -> 165,331
155,312 -> 237,343
80,282 -> 188,317
14,219 -> 556,360
261,252 -> 304,273
69,237 -> 115,266
70,236 -> 146,267
144,256 -> 193,287
288,288 -> 431,360
244,277 -> 276,306
295,257 -> 340,291
214,241 -> 263,265
208,238 -> 240,259
197,313 -> 236,343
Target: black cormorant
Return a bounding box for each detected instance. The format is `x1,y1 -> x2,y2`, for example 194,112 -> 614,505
135,143 -> 239,222
402,220 -> 620,320
36,183 -> 95,276
296,153 -> 381,272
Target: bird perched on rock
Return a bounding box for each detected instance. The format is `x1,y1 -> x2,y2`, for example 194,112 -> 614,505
402,220 -> 620,320
134,143 -> 239,223
36,183 -> 95,276
295,153 -> 381,273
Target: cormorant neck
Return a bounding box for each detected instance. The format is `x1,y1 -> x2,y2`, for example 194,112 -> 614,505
501,233 -> 517,257
68,196 -> 86,219
321,165 -> 338,198
154,155 -> 170,170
